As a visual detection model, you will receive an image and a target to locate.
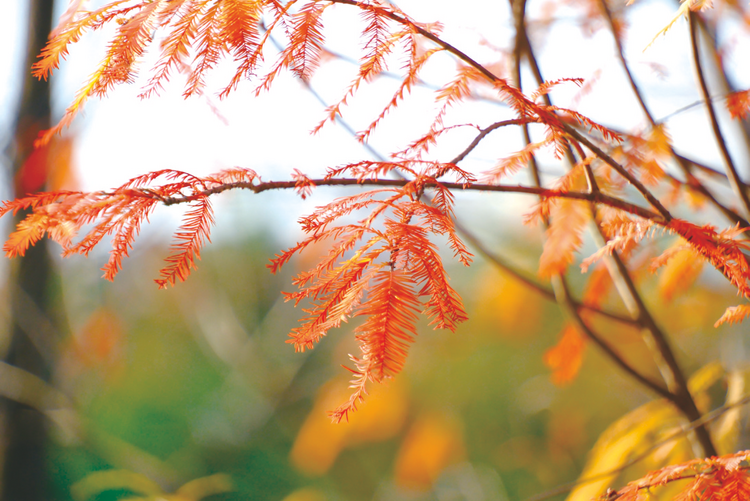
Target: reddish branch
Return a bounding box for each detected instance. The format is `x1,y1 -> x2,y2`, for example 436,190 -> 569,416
157,177 -> 663,220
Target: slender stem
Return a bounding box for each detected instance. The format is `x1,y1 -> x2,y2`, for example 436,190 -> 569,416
598,0 -> 654,124
562,126 -> 672,222
518,1 -> 715,457
692,12 -> 750,166
689,12 -> 750,220
450,218 -> 637,326
157,177 -> 663,220
510,0 -> 669,400
292,58 -> 640,328
449,119 -> 531,165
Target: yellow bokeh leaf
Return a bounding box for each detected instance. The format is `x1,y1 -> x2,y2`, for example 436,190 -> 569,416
713,369 -> 746,454
71,470 -> 164,501
565,400 -> 691,501
687,360 -> 723,397
289,378 -> 407,476
568,362 -> 722,501
655,245 -> 704,302
394,412 -> 465,491
472,267 -> 544,340
174,474 -> 232,500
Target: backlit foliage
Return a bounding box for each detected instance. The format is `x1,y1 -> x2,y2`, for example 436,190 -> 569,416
601,451 -> 750,501
6,0 -> 750,498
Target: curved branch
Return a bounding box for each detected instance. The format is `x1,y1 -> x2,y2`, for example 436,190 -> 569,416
562,125 -> 672,222
515,2 -> 715,457
688,12 -> 750,219
509,0 -> 669,401
449,119 -> 531,165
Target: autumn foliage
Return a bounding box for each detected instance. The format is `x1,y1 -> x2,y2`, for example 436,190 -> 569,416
6,0 -> 750,499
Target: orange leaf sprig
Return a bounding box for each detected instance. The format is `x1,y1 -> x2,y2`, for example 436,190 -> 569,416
603,450 -> 750,501
269,162 -> 472,420
0,168 -> 258,288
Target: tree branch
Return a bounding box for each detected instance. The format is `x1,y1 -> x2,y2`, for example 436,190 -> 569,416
157,177 -> 662,220
509,0 -> 669,400
562,125 -> 672,222
688,12 -> 750,220
515,2 -> 715,457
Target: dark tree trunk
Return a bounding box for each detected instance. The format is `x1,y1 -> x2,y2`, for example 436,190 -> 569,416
2,1 -> 59,499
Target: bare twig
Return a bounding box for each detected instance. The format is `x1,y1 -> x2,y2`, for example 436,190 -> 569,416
517,1 -> 715,457
688,12 -> 750,220
509,0 -> 669,400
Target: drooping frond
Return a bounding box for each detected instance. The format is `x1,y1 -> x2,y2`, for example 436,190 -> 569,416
261,172 -> 471,415
312,5 -> 398,133
666,219 -> 750,299
609,127 -> 670,188
543,324 -> 586,385
581,262 -> 613,309
356,42 -> 443,143
715,305 -> 750,327
139,0 -> 206,98
354,268 -> 420,380
0,169 -> 255,285
538,199 -> 590,278
606,450 -> 750,501
482,141 -> 548,184
155,196 -> 214,288
406,65 -> 485,157
286,254 -> 377,351
35,1 -> 162,144
328,268 -> 420,422
288,1 -> 327,80
428,185 -> 474,266
259,0 -> 327,91
650,242 -> 704,302
392,220 -> 468,331
581,216 -> 656,273
32,0 -> 136,81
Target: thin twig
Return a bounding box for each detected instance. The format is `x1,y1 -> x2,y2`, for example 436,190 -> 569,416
518,2 -> 715,456
449,119 -> 530,165
510,0 -> 669,399
157,177 -> 662,220
562,126 -> 672,222
688,12 -> 750,219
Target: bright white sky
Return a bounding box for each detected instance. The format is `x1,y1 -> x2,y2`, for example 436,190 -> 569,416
2,0 -> 750,246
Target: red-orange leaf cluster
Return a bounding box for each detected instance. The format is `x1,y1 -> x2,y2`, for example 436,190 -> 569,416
0,168 -> 258,287
605,450 -> 750,501
269,162 -> 472,417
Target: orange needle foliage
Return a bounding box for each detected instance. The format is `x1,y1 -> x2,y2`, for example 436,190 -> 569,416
6,4 -> 750,482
